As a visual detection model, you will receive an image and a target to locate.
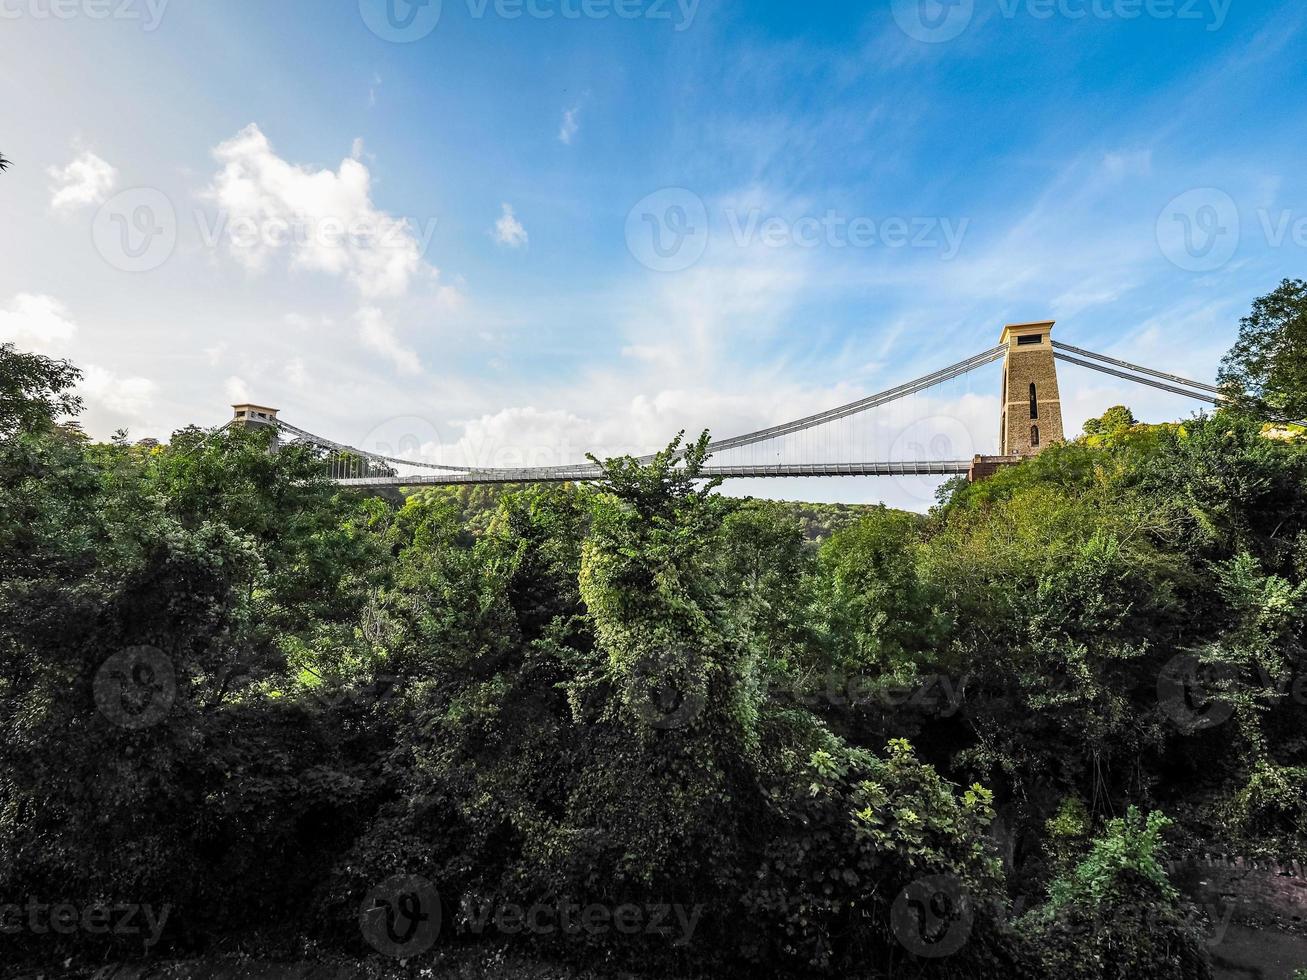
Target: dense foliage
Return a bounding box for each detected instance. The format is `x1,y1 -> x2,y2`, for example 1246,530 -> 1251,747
1219,278 -> 1307,423
2,287 -> 1305,978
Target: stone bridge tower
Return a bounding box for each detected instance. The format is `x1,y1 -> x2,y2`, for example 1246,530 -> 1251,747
1000,321 -> 1064,456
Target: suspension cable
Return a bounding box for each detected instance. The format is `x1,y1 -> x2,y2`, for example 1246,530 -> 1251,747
1052,342 -> 1222,394
277,345 -> 1008,479
272,419 -> 474,472
1053,352 -> 1223,404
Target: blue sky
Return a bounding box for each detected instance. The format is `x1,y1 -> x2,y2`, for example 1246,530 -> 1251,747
2,0 -> 1304,505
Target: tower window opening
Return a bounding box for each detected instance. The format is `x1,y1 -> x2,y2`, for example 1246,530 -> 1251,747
1029,383 -> 1039,420
1031,425 -> 1041,448
1017,334 -> 1043,346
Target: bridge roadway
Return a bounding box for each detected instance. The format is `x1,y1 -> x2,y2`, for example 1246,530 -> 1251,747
335,459 -> 975,487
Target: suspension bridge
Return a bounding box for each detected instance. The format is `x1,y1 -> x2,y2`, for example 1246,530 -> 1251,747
232,322 -> 1225,488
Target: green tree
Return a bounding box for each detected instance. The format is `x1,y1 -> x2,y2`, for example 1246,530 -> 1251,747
1083,404 -> 1137,436
1219,278 -> 1307,422
814,508 -> 943,676
1021,809 -> 1211,980
0,343 -> 83,437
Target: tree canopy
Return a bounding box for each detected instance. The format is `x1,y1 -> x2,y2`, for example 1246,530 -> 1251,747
3,282 -> 1306,978
1220,277 -> 1307,422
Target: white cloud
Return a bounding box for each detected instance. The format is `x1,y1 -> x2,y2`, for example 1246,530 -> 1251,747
0,294 -> 154,419
0,293 -> 79,353
225,376 -> 252,403
558,106 -> 580,145
79,365 -> 156,417
47,151 -> 118,211
493,203 -> 528,248
203,124 -> 431,298
286,358 -> 309,387
357,307 -> 421,376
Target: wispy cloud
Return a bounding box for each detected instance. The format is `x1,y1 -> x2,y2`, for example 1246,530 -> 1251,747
357,307 -> 422,375
558,106 -> 580,145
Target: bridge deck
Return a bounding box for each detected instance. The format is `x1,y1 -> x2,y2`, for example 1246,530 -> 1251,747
335,460 -> 974,487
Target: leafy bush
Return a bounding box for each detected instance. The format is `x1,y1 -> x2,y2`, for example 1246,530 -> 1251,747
1020,809 -> 1211,980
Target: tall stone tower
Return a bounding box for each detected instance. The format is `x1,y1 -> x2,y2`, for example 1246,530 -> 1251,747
999,321 -> 1064,456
